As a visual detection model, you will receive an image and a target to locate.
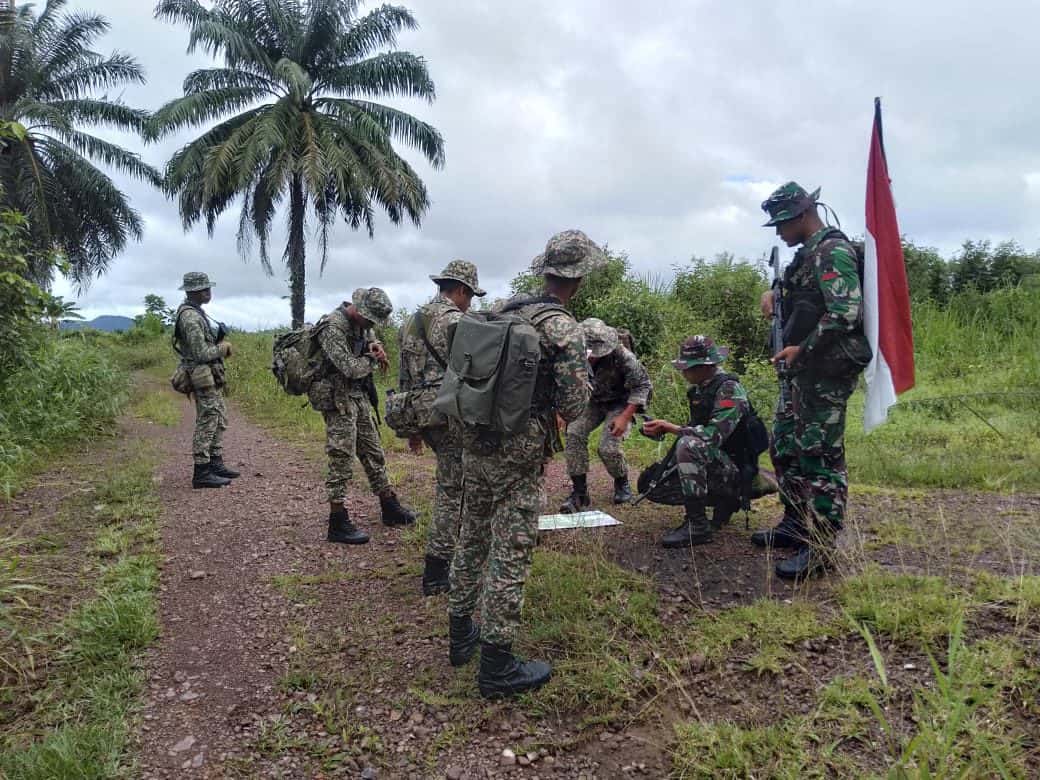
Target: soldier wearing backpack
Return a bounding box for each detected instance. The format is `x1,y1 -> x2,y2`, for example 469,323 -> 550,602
395,260 -> 486,596
756,182 -> 872,580
442,229 -> 603,699
560,317 -> 652,511
310,288 -> 416,545
642,336 -> 762,548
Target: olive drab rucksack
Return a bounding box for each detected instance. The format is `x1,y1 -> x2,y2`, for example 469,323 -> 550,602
432,298 -> 569,435
271,318 -> 331,396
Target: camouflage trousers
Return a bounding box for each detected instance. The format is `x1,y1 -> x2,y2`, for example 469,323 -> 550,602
449,420 -> 545,647
783,371 -> 858,534
676,436 -> 739,499
192,386 -> 227,465
770,386 -> 798,517
422,424 -> 465,562
564,403 -> 631,480
322,396 -> 390,503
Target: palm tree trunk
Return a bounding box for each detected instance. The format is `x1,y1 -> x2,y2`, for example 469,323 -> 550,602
288,173 -> 306,329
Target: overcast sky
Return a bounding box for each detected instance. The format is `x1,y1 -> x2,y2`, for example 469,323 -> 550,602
54,0 -> 1040,328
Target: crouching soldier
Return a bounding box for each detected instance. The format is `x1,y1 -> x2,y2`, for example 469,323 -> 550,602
561,318 -> 651,511
641,336 -> 754,547
311,288 -> 416,544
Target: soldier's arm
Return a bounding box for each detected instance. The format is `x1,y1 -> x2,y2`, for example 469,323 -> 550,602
800,243 -> 863,359
621,350 -> 652,409
546,315 -> 590,423
317,322 -> 375,379
397,325 -> 415,392
678,380 -> 749,448
180,310 -> 223,363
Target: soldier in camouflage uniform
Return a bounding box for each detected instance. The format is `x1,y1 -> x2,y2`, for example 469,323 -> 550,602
310,287 -> 416,545
397,260 -> 486,595
447,229 -> 601,699
755,182 -> 873,580
560,317 -> 652,511
172,272 -> 240,489
643,336 -> 751,547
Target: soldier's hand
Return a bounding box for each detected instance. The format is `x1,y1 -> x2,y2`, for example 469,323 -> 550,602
641,419 -> 679,438
608,415 -> 631,437
760,291 -> 775,319
408,434 -> 424,455
556,413 -> 567,432
771,345 -> 802,365
219,341 -> 233,358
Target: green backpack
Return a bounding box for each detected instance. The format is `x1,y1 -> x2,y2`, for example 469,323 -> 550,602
433,299 -> 569,435
271,318 -> 330,396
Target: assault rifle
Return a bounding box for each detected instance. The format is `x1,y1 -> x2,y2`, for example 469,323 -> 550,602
768,246 -> 790,408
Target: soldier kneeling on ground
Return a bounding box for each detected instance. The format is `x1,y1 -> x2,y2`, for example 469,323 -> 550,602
641,336 -> 769,548
560,317 -> 652,512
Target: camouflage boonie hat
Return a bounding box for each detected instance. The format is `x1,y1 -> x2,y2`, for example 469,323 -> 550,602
178,271 -> 214,292
530,229 -> 607,279
582,317 -> 620,359
351,287 -> 393,326
430,259 -> 486,297
761,181 -> 821,226
671,335 -> 729,369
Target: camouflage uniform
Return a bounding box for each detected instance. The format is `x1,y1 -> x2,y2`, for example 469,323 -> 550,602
565,319 -> 651,480
399,261 -> 486,562
173,274 -> 228,466
675,374 -> 749,499
310,288 -> 394,503
449,231 -> 601,648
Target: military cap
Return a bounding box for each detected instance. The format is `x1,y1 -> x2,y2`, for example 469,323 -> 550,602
582,317 -> 620,359
430,259 -> 486,297
178,271 -> 214,292
761,181 -> 821,226
351,287 -> 393,326
530,229 -> 607,279
671,335 -> 729,369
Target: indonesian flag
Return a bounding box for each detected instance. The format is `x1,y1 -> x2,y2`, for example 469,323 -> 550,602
863,98 -> 914,432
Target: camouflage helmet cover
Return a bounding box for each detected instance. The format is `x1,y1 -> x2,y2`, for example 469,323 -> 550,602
671,335 -> 729,369
581,317 -> 620,359
351,287 -> 393,326
530,229 -> 607,279
761,181 -> 821,226
179,271 -> 214,292
430,259 -> 486,296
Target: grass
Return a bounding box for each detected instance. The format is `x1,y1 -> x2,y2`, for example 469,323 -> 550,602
683,599 -> 829,663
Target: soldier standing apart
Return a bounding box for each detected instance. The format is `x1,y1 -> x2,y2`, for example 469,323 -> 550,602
560,317 -> 651,511
310,288 -> 416,545
398,261 -> 486,595
754,182 -> 872,579
173,272 -> 240,489
642,337 -> 751,547
447,230 -> 601,698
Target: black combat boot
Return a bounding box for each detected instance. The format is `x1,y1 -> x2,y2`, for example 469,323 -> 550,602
750,513 -> 806,549
612,475 -> 633,505
208,455 -> 240,479
422,554 -> 451,596
448,614 -> 481,667
711,496 -> 742,530
477,642 -> 552,699
775,543 -> 833,581
379,491 -> 415,526
660,499 -> 713,548
327,508 -> 369,545
192,462 -> 231,489
560,475 -> 591,514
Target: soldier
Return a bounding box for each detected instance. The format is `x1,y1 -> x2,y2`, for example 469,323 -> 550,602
172,272 -> 239,489
398,260 -> 486,596
560,317 -> 651,511
642,336 -> 751,547
755,182 -> 872,579
447,230 -> 601,698
310,287 -> 416,545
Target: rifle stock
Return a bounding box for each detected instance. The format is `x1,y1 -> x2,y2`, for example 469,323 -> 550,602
768,246 -> 790,407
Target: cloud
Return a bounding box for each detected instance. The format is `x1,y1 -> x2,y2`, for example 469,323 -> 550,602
51,0 -> 1040,328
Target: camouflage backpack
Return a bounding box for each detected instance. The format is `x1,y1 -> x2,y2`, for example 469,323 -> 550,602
271,318 -> 331,396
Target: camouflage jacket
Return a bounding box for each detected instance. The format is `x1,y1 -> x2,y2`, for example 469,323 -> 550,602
589,346 -> 652,410
173,302 -> 221,365
679,372 -> 750,451
315,304 -> 378,402
398,296 -> 462,393
784,227 -> 870,371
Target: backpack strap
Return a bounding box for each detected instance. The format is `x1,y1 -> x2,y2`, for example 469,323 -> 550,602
413,310 -> 447,370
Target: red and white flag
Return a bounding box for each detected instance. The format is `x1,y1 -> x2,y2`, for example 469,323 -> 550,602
863,98 -> 914,432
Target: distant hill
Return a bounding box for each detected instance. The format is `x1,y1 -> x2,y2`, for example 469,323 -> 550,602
60,315 -> 136,333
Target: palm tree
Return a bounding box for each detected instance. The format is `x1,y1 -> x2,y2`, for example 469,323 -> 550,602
151,0 -> 445,328
0,0 -> 161,284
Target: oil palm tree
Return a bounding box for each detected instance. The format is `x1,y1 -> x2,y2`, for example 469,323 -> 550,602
0,0 -> 161,284
151,0 -> 445,327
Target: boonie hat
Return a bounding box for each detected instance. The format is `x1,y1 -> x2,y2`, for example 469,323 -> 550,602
430,259 -> 486,296
352,287 -> 393,326
671,335 -> 729,369
179,271 -> 214,292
